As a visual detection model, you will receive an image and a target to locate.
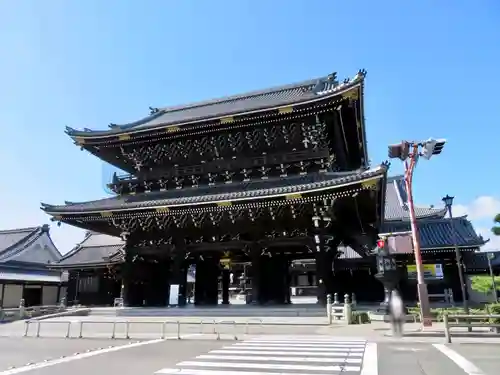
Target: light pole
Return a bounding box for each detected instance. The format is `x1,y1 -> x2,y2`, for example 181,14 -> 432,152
487,252 -> 498,303
388,138 -> 446,328
442,195 -> 470,315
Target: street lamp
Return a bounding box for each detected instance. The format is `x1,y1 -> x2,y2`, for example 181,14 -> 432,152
388,138 -> 447,328
442,195 -> 470,316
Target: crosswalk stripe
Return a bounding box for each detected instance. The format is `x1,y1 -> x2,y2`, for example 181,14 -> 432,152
232,342 -> 365,348
248,338 -> 366,343
211,349 -> 364,357
197,354 -> 363,364
157,369 -> 349,375
175,361 -> 362,372
155,337 -> 367,375
224,345 -> 365,352
247,339 -> 366,345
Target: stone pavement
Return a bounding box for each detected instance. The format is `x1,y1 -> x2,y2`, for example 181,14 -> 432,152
0,335 -> 498,375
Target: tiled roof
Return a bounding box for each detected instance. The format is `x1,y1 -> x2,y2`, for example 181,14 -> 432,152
381,216 -> 485,250
384,175 -> 446,221
464,251 -> 500,270
55,232 -> 124,267
65,71 -> 365,137
0,225 -> 62,265
0,268 -> 62,283
41,166 -> 386,214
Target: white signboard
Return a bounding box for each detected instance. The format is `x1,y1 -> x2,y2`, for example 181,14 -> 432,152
169,284 -> 180,306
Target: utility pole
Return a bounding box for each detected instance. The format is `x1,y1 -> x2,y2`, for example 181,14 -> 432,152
388,138 -> 447,328
487,252 -> 498,303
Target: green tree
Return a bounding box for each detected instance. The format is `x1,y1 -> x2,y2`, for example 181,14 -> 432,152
493,213 -> 500,236
471,275 -> 500,294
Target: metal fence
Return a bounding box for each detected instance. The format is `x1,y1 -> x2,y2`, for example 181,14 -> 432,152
23,318 -> 270,340
443,313 -> 500,343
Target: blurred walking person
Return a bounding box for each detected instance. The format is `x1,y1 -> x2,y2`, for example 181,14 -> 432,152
389,290 -> 404,337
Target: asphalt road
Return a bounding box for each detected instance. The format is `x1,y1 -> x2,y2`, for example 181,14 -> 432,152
0,335 -> 498,375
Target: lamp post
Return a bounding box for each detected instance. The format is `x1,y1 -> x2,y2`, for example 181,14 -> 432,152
442,194 -> 470,316
487,252 -> 498,303
388,138 -> 446,327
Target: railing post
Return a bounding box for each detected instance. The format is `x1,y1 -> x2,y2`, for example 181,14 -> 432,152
161,322 -> 166,339
66,321 -> 71,338
177,321 -> 181,340
125,321 -> 130,339
327,294 -> 333,325
36,321 -> 41,337
24,321 -> 30,337
333,292 -> 339,305
443,313 -> 451,343
79,321 -> 83,338
111,321 -> 116,339
233,321 -> 238,341
19,299 -> 25,319
343,294 -> 352,324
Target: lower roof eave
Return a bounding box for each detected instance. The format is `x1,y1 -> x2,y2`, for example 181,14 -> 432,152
50,261 -> 123,270
42,166 -> 388,217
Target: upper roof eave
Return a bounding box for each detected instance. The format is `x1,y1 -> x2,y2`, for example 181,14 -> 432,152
65,71 -> 366,140
41,165 -> 386,216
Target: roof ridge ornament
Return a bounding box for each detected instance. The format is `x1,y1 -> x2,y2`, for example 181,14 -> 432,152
357,69 -> 367,78
149,106 -> 160,115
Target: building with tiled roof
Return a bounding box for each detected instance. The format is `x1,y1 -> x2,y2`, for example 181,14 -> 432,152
41,68 -> 487,306
0,225 -> 65,307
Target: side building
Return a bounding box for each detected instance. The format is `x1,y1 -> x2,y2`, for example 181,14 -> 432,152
287,175 -> 485,303
0,225 -> 65,307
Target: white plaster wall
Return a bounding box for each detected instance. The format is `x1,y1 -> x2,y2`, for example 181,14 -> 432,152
3,284 -> 23,308
42,285 -> 59,305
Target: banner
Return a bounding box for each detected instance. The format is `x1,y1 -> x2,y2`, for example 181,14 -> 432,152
407,264 -> 444,280
169,284 -> 180,305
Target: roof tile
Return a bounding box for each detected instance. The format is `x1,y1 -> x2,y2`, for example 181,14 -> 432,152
42,166 -> 386,214
381,217 -> 485,250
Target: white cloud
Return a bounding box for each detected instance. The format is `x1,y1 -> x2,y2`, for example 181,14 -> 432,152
450,196 -> 500,252
476,227 -> 500,252
453,196 -> 500,221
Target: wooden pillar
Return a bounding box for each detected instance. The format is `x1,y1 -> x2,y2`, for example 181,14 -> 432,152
250,244 -> 262,305
194,257 -> 206,305
221,268 -> 230,305
121,248 -> 133,306
169,246 -> 187,306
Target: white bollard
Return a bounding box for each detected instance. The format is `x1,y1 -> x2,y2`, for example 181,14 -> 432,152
327,294 -> 333,325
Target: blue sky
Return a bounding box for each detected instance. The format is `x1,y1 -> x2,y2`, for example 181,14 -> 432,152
1,1 -> 499,253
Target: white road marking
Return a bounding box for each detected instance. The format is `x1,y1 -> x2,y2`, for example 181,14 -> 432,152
232,342 -> 365,348
247,339 -> 366,344
174,361 -> 361,372
360,342 -> 378,375
0,335 -> 200,375
156,336 -> 366,374
248,337 -> 366,344
157,369 -> 348,375
224,345 -> 365,352
211,349 -> 364,356
196,354 -> 363,363
433,344 -> 485,375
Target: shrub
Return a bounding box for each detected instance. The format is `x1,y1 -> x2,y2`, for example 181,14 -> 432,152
352,311 -> 370,324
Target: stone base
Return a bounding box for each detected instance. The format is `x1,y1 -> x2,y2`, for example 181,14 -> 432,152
368,311 -> 415,323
